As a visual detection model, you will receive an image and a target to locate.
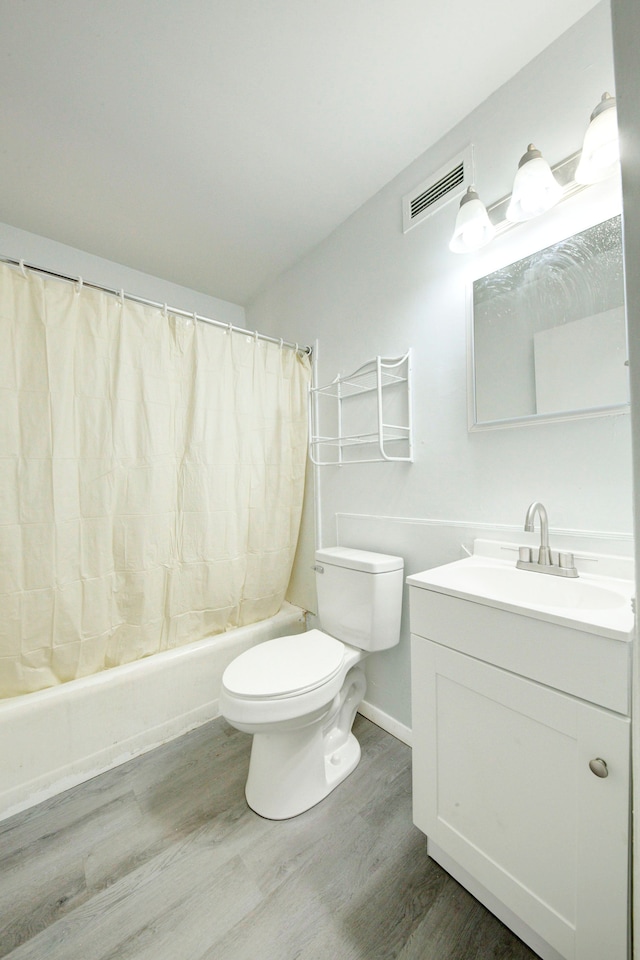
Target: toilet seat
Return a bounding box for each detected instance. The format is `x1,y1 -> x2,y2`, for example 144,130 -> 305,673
222,630 -> 345,701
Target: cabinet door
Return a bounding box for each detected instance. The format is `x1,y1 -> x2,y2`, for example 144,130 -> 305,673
411,636 -> 630,960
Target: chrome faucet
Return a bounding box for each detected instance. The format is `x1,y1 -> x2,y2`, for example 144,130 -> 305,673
516,501 -> 578,578
524,501 -> 551,565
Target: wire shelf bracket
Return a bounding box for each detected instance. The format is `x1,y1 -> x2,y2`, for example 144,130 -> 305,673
309,350 -> 413,465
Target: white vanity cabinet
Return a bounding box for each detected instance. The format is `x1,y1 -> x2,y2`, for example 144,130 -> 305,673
409,574 -> 631,960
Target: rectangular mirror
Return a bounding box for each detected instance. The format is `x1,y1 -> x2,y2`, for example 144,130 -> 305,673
470,215 -> 629,429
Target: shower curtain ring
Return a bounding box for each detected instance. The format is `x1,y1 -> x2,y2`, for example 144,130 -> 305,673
119,289 -> 125,307
163,303 -> 168,319
227,323 -> 233,335
19,259 -> 27,279
279,338 -> 283,350
75,276 -> 83,295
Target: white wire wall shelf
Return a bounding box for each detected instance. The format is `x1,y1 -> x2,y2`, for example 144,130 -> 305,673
309,350 -> 413,464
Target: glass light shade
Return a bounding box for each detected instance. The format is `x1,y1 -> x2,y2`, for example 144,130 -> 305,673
506,144 -> 562,222
575,93 -> 619,184
449,187 -> 496,253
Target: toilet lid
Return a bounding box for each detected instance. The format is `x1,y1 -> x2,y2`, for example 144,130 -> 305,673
222,630 -> 345,699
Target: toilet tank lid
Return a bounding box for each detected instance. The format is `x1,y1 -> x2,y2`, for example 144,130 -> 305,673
315,546 -> 403,573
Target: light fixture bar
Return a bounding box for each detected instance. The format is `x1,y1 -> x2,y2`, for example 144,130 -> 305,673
449,93 -> 619,253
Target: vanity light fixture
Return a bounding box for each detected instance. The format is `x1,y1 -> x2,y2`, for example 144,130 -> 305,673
449,186 -> 496,253
505,144 -> 563,222
448,93 -> 621,253
574,92 -> 619,184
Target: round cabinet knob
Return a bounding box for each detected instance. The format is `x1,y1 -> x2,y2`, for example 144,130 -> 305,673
589,758 -> 609,778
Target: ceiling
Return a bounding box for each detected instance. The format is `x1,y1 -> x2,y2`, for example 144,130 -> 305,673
0,0 -> 601,305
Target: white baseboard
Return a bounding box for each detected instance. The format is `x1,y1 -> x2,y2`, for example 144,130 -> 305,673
358,699 -> 412,747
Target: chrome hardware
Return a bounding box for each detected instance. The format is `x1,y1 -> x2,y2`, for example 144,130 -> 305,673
524,501 -> 551,564
558,552 -> 575,569
516,502 -> 579,578
589,758 -> 609,778
313,564 -> 325,574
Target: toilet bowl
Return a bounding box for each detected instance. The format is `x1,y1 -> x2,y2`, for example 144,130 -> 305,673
220,547 -> 404,819
220,630 -> 367,819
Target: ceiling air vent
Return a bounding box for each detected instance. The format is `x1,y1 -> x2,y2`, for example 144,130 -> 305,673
402,145 -> 474,233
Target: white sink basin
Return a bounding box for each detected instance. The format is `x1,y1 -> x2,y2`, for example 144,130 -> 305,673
438,563 -> 628,611
407,545 -> 635,639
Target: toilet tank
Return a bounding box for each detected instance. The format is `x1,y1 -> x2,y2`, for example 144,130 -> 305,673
314,547 -> 404,651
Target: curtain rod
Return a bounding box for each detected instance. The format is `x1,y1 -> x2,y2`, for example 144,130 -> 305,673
0,255 -> 312,356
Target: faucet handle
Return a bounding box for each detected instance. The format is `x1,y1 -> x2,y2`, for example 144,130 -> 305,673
558,552 -> 575,569
518,546 -> 532,563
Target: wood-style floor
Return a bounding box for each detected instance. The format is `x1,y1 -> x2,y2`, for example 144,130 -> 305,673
0,715 -> 537,960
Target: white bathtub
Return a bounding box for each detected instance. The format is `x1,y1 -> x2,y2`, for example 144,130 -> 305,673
0,602 -> 306,823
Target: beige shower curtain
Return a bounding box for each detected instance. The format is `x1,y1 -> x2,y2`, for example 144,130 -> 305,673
0,263 -> 310,698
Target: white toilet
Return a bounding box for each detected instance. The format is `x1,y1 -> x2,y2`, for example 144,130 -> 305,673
219,546 -> 404,819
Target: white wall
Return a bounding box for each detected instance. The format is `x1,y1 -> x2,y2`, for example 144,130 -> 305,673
610,0 -> 640,955
0,221 -> 245,325
247,2 -> 633,729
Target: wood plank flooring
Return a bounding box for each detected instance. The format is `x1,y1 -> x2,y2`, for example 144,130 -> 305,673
0,715 -> 538,960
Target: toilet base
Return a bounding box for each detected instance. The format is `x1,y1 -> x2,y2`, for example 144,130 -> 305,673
246,729 -> 361,820
324,729 -> 362,791
244,665 -> 366,820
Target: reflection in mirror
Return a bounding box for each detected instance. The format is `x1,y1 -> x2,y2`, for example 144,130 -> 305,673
471,216 -> 628,427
